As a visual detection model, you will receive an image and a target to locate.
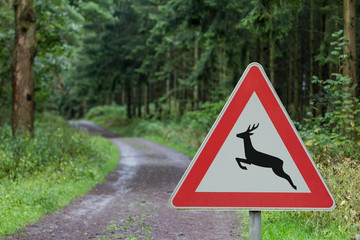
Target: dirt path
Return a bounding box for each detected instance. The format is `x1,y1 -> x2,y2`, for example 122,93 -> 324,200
7,121 -> 244,240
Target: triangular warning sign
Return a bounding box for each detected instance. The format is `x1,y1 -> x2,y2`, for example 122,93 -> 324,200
170,63 -> 335,210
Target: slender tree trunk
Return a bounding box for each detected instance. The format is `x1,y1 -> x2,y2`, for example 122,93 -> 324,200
173,63 -> 178,115
179,52 -> 187,116
166,48 -> 171,113
288,50 -> 293,114
343,0 -> 356,138
12,0 -> 36,136
82,98 -> 87,118
132,86 -> 136,118
260,39 -> 265,66
121,88 -> 125,105
343,0 -> 356,93
137,78 -> 142,118
269,32 -> 276,87
193,38 -> 199,111
154,74 -> 162,120
309,0 -> 315,116
294,12 -> 300,120
125,79 -> 132,119
144,80 -> 149,116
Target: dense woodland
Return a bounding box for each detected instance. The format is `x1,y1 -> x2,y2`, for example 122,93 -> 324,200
64,0 -> 359,122
0,1 -> 360,237
0,0 -> 358,129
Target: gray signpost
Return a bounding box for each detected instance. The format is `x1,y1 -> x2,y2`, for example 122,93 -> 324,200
249,211 -> 261,240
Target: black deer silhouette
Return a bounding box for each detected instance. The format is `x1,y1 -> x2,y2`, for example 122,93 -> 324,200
235,124 -> 297,190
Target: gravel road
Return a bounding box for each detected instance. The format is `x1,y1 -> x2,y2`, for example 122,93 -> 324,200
7,121 -> 243,240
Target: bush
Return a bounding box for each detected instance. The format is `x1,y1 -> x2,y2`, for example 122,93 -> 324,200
0,113 -> 119,236
85,104 -> 127,120
0,113 -> 111,181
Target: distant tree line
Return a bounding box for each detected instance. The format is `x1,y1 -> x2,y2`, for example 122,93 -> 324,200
0,0 -> 358,133
57,0 -> 357,122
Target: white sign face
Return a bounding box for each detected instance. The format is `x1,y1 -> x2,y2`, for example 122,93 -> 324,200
196,92 -> 310,193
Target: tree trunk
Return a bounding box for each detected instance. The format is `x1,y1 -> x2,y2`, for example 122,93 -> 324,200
288,49 -> 293,114
193,38 -> 199,111
137,79 -> 142,118
294,12 -> 300,120
173,64 -> 178,115
309,0 -> 315,116
166,49 -> 171,114
125,79 -> 132,119
12,0 -> 36,136
343,0 -> 356,92
144,80 -> 149,116
269,32 -> 276,87
179,52 -> 187,116
343,0 -> 356,137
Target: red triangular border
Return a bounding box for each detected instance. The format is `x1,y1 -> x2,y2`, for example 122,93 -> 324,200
170,63 -> 335,210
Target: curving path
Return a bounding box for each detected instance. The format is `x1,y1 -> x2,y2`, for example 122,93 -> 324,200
7,121 -> 243,240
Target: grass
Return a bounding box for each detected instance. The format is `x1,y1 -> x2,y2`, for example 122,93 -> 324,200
261,211 -> 350,239
0,115 -> 119,237
142,135 -> 197,158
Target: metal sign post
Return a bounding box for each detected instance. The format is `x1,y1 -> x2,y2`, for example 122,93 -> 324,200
249,211 -> 261,240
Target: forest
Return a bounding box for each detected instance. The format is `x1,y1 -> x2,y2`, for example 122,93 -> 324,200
0,0 -> 358,124
0,0 -> 360,239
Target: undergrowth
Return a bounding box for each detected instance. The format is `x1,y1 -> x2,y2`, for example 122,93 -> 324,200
0,113 -> 119,236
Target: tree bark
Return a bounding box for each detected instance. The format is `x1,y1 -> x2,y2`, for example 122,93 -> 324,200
137,78 -> 142,118
12,0 -> 36,136
125,79 -> 132,119
269,32 -> 276,87
144,80 -> 149,116
179,52 -> 187,117
294,12 -> 300,120
309,0 -> 315,116
193,38 -> 199,111
343,0 -> 356,93
166,49 -> 171,113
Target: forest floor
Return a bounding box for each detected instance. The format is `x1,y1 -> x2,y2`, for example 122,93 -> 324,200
6,121 -> 243,240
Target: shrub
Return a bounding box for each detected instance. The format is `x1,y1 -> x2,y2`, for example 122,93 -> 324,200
0,113 -> 115,182
0,113 -> 118,236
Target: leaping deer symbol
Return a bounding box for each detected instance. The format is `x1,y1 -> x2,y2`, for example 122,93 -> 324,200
235,124 -> 297,190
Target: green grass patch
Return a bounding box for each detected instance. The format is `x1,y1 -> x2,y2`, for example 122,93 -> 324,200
262,211 -> 350,239
0,114 -> 119,236
141,135 -> 197,158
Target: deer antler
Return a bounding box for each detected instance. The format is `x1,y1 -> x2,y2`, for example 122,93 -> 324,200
248,123 -> 259,132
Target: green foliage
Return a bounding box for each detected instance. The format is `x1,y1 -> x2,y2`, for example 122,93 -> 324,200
86,104 -> 127,122
84,104 -> 128,135
0,114 -> 119,236
181,100 -> 226,130
34,0 -> 84,111
299,75 -> 360,159
0,114 -> 106,180
299,29 -> 360,160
